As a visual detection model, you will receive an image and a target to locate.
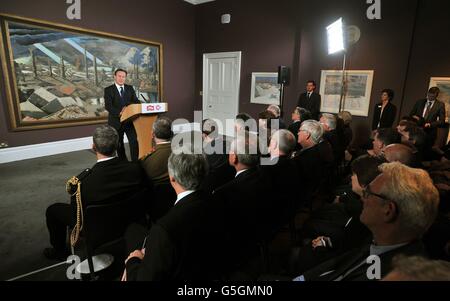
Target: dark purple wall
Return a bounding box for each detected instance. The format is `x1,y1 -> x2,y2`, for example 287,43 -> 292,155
0,0 -> 196,147
402,0 -> 450,117
195,0 -> 450,146
195,0 -> 299,119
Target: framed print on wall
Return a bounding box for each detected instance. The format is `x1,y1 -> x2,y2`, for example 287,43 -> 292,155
0,14 -> 163,131
429,77 -> 450,123
250,72 -> 281,105
319,70 -> 374,117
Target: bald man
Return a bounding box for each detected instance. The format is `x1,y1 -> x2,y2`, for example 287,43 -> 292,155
383,144 -> 415,167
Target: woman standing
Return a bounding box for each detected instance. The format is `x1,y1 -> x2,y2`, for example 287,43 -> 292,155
372,89 -> 397,130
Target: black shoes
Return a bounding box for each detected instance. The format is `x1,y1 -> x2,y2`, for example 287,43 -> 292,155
43,247 -> 69,261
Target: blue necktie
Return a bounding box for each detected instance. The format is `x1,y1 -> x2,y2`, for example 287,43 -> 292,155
119,86 -> 126,107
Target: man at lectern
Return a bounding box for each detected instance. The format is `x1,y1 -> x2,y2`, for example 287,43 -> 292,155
104,69 -> 141,161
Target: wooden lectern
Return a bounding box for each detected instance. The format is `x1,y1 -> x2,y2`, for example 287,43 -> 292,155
120,103 -> 169,160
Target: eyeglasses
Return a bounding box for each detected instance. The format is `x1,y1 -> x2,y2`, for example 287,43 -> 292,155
361,185 -> 389,201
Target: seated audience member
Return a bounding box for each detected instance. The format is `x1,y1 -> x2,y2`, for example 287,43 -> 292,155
235,112 -> 255,134
140,116 -> 173,186
290,155 -> 384,275
369,128 -> 401,157
212,133 -> 273,272
372,89 -> 397,131
397,119 -> 417,136
125,150 -> 224,280
320,113 -> 345,165
382,144 -> 416,167
201,119 -> 235,194
261,130 -> 300,230
423,213 -> 450,262
382,255 -> 450,281
44,126 -> 147,260
399,123 -> 428,162
267,104 -> 286,129
289,107 -> 312,144
337,111 -> 353,150
296,162 -> 439,281
293,120 -> 334,207
258,110 -> 277,156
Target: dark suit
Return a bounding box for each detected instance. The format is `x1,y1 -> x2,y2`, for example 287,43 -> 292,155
372,102 -> 397,130
293,141 -> 335,208
212,168 -> 273,271
202,137 -> 235,194
410,99 -> 446,128
297,92 -> 321,121
46,157 -> 147,252
126,191 -> 225,280
302,240 -> 426,281
104,84 -> 141,161
288,121 -> 301,143
260,156 -> 301,231
323,130 -> 344,165
410,99 -> 446,150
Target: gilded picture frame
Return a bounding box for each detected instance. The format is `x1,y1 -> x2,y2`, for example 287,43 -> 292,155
0,14 -> 163,131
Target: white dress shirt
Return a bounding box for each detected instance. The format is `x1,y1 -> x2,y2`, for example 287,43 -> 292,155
235,169 -> 248,178
422,100 -> 435,118
174,190 -> 195,206
97,156 -> 116,163
115,83 -> 125,95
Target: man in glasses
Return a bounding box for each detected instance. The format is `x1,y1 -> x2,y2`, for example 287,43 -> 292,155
294,162 -> 439,281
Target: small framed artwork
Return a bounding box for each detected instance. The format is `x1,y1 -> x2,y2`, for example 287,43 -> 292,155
250,72 -> 280,105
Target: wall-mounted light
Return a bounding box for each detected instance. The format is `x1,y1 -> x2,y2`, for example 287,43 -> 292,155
221,14 -> 231,24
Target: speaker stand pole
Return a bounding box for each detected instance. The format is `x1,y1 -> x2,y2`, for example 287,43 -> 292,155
280,83 -> 285,118
339,51 -> 347,113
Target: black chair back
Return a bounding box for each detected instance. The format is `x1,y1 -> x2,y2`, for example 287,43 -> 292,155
83,188 -> 148,251
148,182 -> 176,222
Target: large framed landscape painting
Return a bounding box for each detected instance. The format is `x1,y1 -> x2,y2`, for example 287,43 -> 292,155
0,14 -> 163,131
319,70 -> 374,117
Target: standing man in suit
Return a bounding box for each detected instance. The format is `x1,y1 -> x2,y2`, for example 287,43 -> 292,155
295,162 -> 439,281
297,80 -> 322,121
104,69 -> 141,161
410,87 -> 446,150
372,89 -> 397,131
44,125 -> 147,260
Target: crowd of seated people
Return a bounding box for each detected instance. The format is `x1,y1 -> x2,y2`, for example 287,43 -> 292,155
42,86 -> 450,281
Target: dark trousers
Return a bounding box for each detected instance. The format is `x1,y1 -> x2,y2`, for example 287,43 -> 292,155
46,203 -> 74,252
117,123 -> 139,162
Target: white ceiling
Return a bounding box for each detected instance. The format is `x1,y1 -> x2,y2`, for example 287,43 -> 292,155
184,0 -> 216,5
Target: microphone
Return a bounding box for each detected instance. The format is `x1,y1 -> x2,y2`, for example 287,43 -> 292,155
140,93 -> 148,103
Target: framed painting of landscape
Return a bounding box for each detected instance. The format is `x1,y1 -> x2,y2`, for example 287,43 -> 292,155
0,14 -> 163,131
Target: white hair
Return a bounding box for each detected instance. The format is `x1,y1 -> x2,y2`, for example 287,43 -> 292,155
267,105 -> 281,117
378,162 -> 439,238
271,129 -> 296,155
321,113 -> 337,130
300,120 -> 323,145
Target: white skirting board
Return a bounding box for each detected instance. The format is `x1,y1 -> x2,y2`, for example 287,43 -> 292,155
0,123 -> 198,164
0,136 -> 118,164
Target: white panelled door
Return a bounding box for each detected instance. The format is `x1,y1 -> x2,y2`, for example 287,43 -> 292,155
203,52 -> 241,137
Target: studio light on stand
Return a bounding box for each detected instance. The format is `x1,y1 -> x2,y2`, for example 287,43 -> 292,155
327,18 -> 346,113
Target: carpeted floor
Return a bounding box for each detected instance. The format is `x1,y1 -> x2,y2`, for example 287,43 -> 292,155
0,147 -> 130,281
